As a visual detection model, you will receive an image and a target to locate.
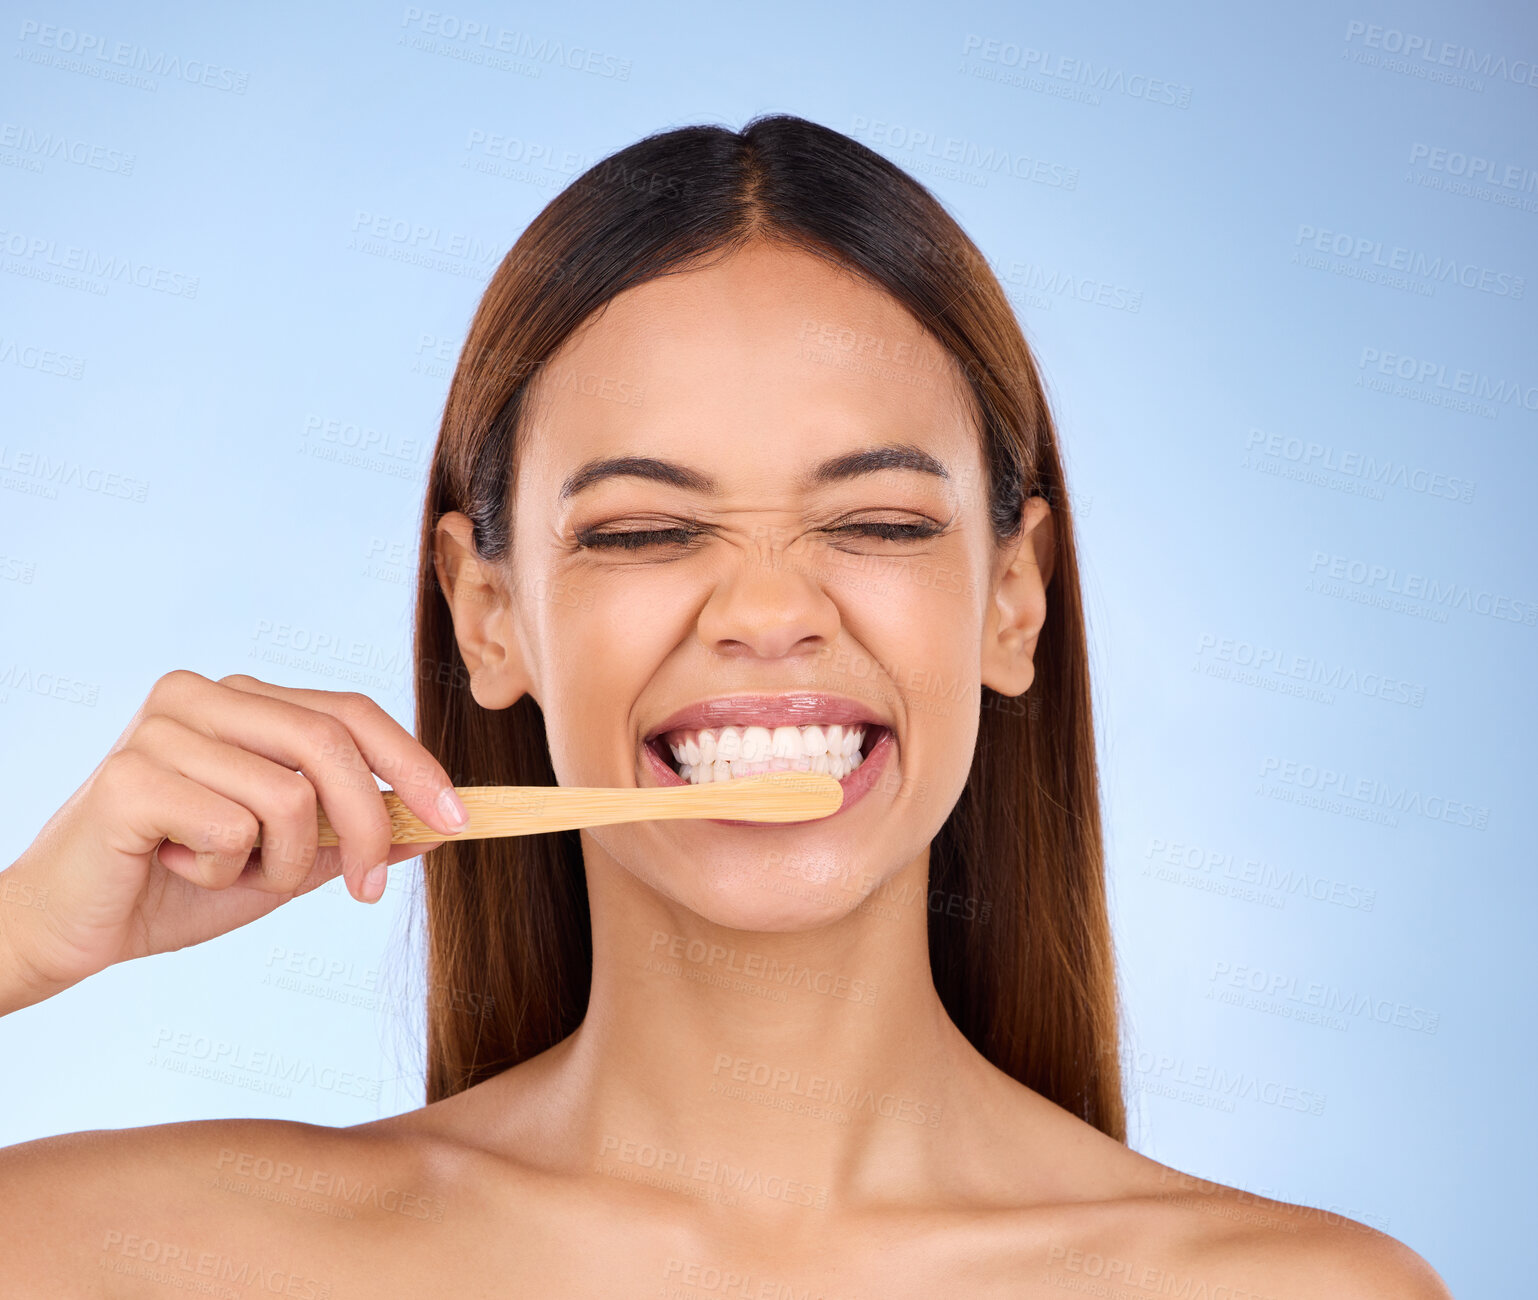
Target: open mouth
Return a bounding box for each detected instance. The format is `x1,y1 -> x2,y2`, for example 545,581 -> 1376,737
644,722 -> 891,786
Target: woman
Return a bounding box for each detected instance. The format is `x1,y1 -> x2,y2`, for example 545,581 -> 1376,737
0,114 -> 1449,1296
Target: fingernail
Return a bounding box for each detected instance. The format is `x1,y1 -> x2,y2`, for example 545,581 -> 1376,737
361,862 -> 388,903
436,786 -> 469,833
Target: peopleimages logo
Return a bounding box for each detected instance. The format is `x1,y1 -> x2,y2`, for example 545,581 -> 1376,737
1357,347 -> 1538,413
1345,21 -> 1538,90
1241,428 -> 1476,504
0,123 -> 135,175
1306,552 -> 1537,626
16,21 -> 251,93
1407,142 -> 1538,192
398,8 -> 632,79
1258,755 -> 1490,830
1404,142 -> 1538,213
1194,633 -> 1426,707
149,1027 -> 383,1100
1121,1047 -> 1328,1115
959,34 -> 1193,107
0,227 -> 200,298
647,931 -> 877,1006
1208,961 -> 1440,1035
847,117 -> 1079,190
1294,225 -> 1524,297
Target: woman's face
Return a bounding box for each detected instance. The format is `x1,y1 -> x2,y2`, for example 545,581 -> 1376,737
452,240 -> 1049,930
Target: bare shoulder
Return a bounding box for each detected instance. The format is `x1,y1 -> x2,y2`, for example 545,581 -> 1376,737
1104,1159 -> 1454,1300
0,1113 -> 458,1297
1207,1194 -> 1452,1299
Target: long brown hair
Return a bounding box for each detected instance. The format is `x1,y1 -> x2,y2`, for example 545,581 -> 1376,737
412,113 -> 1124,1140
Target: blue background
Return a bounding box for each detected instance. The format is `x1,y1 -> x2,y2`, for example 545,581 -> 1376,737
2,2 -> 1532,1291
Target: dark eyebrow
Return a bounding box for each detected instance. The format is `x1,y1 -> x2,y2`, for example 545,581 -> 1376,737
558,443 -> 949,500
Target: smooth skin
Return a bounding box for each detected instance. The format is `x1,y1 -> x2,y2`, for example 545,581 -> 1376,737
0,241 -> 1452,1297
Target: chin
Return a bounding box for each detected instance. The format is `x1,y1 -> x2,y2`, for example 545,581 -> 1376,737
642,848 -> 881,934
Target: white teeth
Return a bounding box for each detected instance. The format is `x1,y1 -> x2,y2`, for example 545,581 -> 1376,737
740,726 -> 772,762
677,752 -> 860,784
659,722 -> 875,786
679,724 -> 865,760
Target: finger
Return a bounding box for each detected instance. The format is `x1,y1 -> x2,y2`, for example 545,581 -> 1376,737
127,712 -> 346,898
213,675 -> 467,837
92,748 -> 260,892
246,838 -> 444,906
352,838 -> 447,906
144,673 -> 398,896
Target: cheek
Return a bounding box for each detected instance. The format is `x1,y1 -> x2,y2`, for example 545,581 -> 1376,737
842,569 -> 982,777
834,544 -> 977,614
534,588 -> 687,776
832,558 -> 978,668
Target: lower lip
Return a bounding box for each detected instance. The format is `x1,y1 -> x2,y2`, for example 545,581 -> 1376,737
641,727 -> 895,825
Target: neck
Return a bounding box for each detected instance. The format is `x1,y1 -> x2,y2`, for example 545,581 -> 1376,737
542,836 -> 998,1208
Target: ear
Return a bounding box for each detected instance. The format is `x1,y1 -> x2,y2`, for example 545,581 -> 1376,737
979,495 -> 1055,698
431,511 -> 533,710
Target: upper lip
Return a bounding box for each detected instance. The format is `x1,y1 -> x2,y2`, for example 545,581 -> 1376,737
644,693 -> 891,742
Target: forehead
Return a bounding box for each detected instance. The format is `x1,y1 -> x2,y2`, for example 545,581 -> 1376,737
519,242 -> 979,489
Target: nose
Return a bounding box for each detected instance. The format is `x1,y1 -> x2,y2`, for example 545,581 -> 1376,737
694,537 -> 840,661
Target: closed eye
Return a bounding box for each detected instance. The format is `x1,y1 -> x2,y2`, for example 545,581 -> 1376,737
576,526 -> 701,551
829,521 -> 946,542
575,520 -> 947,551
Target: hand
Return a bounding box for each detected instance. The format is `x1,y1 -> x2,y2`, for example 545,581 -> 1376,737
0,671 -> 465,1009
